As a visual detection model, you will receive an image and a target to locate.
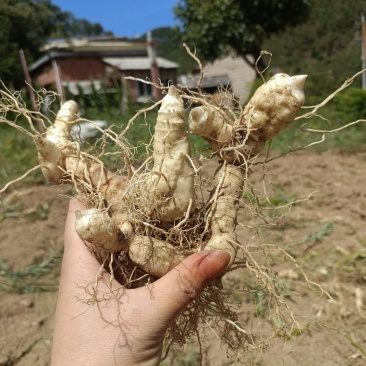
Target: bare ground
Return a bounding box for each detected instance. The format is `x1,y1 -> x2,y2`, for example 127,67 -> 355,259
0,150 -> 365,366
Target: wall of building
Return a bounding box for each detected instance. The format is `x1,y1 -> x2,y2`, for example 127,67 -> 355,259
124,68 -> 178,102
57,57 -> 104,81
203,56 -> 256,104
32,55 -> 178,102
33,63 -> 54,87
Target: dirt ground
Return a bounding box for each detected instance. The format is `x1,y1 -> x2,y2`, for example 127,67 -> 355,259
0,150 -> 365,366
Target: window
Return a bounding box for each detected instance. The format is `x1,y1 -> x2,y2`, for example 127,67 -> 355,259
137,81 -> 152,102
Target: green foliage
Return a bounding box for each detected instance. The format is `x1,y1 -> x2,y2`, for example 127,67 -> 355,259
298,222 -> 334,246
333,87 -> 366,120
0,248 -> 63,293
264,83 -> 366,154
151,26 -> 197,75
64,81 -> 126,112
175,0 -> 310,69
0,123 -> 43,188
0,200 -> 50,222
267,184 -> 298,207
0,0 -> 110,88
48,8 -> 111,39
70,98 -> 158,170
241,274 -> 294,318
265,0 -> 366,97
160,343 -> 200,366
0,0 -> 54,87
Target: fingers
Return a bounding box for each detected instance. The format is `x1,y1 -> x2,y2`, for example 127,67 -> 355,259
63,198 -> 103,279
142,250 -> 230,328
64,197 -> 86,247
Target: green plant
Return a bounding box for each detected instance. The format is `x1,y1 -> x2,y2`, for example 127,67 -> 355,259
0,201 -> 23,222
0,124 -> 43,188
298,222 -> 334,245
160,343 -> 200,366
24,202 -> 50,221
267,184 -> 299,207
0,249 -> 63,293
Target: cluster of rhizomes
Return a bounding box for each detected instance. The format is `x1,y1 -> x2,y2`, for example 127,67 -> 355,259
35,73 -> 306,280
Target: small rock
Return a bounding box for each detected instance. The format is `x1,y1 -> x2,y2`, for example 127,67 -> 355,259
0,355 -> 9,366
278,269 -> 300,280
32,317 -> 46,327
20,297 -> 34,308
351,353 -> 362,360
318,267 -> 329,276
340,307 -> 353,318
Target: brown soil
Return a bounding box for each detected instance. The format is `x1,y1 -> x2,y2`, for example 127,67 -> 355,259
1,150 -> 365,365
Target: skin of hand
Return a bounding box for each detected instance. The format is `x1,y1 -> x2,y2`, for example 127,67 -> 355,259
51,199 -> 231,366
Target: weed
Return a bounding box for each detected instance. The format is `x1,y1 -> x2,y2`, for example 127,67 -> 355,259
356,237 -> 366,248
298,222 -> 334,246
0,201 -> 50,222
161,342 -> 200,366
242,274 -> 275,317
24,203 -> 50,221
343,332 -> 366,357
0,201 -> 23,222
1,337 -> 43,366
339,248 -> 366,280
269,89 -> 366,154
0,123 -> 43,188
0,249 -> 63,293
270,185 -> 298,206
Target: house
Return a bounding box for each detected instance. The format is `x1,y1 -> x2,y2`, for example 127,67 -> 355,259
179,55 -> 256,105
29,36 -> 179,103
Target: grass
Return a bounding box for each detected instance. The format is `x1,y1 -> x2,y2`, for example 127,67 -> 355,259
0,200 -> 50,222
0,123 -> 44,188
298,222 -> 334,246
1,81 -> 366,190
269,88 -> 366,154
2,337 -> 43,366
161,343 -> 200,366
0,99 -> 213,189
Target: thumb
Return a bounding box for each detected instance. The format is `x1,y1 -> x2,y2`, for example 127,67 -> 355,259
147,250 -> 231,327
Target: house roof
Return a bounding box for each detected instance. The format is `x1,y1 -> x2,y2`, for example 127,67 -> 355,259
29,36 -> 148,72
42,36 -> 146,52
103,57 -> 179,70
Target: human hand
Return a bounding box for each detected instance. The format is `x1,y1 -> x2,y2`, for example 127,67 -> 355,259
51,198 -> 230,366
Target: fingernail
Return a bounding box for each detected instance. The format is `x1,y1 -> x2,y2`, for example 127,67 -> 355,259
198,251 -> 231,282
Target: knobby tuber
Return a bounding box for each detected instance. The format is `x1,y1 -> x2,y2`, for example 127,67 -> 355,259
7,66 -> 362,356
145,85 -> 196,222
189,74 -> 306,163
27,75 -> 306,279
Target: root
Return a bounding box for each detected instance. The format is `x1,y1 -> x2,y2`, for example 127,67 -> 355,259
1,56 -> 366,361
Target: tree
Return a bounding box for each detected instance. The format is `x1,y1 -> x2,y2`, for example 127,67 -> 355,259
263,0 -> 366,97
144,27 -> 197,75
47,5 -> 112,39
0,0 -> 54,87
175,0 -> 310,70
0,0 -> 110,88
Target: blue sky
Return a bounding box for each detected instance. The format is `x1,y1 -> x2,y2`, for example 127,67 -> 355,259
51,0 -> 180,38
